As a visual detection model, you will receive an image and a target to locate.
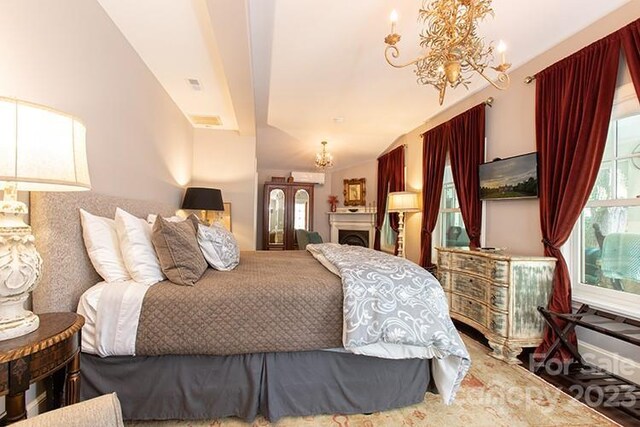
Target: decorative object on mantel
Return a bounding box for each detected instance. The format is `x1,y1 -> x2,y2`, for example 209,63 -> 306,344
343,178 -> 366,206
181,187 -> 224,224
387,191 -> 420,258
384,0 -> 511,105
0,97 -> 91,340
314,140 -> 334,170
348,208 -> 358,213
327,195 -> 338,213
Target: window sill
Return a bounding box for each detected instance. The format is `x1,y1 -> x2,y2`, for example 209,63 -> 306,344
573,283 -> 640,321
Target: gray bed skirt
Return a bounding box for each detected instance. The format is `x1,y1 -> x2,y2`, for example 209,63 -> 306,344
81,350 -> 434,422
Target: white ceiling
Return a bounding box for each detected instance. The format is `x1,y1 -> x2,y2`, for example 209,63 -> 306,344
98,0 -> 631,171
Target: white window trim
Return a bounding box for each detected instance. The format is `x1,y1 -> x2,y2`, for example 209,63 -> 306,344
567,81 -> 640,320
567,222 -> 640,321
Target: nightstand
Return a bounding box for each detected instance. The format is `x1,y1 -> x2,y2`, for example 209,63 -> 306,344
0,313 -> 84,424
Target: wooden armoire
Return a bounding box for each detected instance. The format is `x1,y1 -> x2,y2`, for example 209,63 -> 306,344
263,180 -> 314,250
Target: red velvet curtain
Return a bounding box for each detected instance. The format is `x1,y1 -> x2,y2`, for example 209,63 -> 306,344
535,35 -> 621,360
621,19 -> 640,95
418,125 -> 448,268
448,105 -> 486,249
374,146 -> 405,252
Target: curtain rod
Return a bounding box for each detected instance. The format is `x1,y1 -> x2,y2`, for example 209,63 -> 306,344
524,76 -> 536,84
419,98 -> 493,138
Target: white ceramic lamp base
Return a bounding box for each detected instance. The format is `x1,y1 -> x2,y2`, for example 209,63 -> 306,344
0,194 -> 42,341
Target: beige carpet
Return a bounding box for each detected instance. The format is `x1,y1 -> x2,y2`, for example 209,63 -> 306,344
127,336 -> 618,427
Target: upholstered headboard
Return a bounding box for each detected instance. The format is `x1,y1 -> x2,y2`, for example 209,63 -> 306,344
30,192 -> 176,313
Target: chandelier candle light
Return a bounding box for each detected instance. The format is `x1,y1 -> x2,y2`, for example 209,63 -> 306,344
315,141 -> 334,170
385,0 -> 511,105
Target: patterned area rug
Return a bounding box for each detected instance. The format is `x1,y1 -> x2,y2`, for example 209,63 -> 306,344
127,335 -> 617,427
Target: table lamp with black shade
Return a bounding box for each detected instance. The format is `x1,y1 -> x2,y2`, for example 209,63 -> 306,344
181,187 -> 224,224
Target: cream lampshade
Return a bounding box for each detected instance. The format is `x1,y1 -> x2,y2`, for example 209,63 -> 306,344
387,191 -> 420,258
0,97 -> 90,340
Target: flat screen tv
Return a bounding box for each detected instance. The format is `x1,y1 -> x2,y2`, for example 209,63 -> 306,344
479,152 -> 538,200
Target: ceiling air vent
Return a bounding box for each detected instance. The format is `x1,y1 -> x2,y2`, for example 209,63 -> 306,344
190,115 -> 222,127
187,78 -> 202,91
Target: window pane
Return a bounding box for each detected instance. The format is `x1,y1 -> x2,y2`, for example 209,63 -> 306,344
581,206 -> 640,296
442,212 -> 470,248
443,184 -> 458,209
443,165 -> 453,183
617,158 -> 640,200
602,122 -> 615,161
589,161 -> 613,201
380,210 -> 397,254
616,114 -> 640,157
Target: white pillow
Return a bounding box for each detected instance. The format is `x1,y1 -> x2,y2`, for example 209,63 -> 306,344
79,209 -> 131,282
197,223 -> 240,271
146,214 -> 184,225
115,208 -> 165,285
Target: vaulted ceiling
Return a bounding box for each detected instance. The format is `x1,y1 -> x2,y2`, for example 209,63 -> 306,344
98,0 -> 631,171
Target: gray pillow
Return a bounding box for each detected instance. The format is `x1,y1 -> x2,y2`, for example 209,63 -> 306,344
151,214 -> 207,286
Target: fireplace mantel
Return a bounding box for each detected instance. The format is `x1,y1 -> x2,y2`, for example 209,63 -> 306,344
327,209 -> 377,248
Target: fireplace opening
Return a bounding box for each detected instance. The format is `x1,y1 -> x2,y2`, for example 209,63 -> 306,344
339,230 -> 368,247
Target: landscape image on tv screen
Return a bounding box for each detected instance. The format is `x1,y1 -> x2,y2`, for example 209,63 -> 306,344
479,153 -> 538,200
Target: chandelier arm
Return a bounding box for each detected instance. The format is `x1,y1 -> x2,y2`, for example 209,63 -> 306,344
438,83 -> 447,106
467,59 -> 510,90
384,45 -> 427,69
450,4 -> 476,47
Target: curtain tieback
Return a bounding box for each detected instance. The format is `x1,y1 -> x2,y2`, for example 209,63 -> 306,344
542,238 -> 559,250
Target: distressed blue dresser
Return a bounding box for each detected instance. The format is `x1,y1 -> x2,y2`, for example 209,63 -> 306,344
436,247 -> 556,364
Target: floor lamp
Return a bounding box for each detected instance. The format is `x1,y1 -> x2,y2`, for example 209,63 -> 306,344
387,191 -> 420,258
0,97 -> 91,340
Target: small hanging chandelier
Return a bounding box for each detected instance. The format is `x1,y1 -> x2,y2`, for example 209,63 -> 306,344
384,0 -> 511,105
315,141 -> 334,170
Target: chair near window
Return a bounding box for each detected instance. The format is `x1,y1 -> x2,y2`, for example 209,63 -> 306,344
445,226 -> 469,247
600,233 -> 640,292
295,229 -> 323,250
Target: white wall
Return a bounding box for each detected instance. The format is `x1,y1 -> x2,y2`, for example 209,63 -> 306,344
0,0 -> 196,416
191,129 -> 257,250
0,0 -> 194,206
330,160 -> 378,210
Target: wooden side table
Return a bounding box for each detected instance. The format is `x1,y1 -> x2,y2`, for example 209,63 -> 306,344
0,313 -> 84,424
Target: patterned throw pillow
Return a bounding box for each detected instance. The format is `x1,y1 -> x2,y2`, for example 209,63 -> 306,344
197,222 -> 240,271
151,214 -> 207,286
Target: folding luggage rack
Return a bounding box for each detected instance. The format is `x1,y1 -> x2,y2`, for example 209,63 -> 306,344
536,304 -> 640,420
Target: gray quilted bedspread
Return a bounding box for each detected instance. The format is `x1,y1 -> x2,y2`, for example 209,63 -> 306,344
135,251 -> 343,355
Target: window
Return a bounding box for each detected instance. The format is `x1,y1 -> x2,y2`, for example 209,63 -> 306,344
571,82 -> 640,316
438,165 -> 470,248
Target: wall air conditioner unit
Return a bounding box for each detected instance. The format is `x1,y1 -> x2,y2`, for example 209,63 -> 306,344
290,171 -> 325,185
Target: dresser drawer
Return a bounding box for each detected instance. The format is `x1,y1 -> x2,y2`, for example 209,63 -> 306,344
451,294 -> 488,328
490,312 -> 509,337
451,273 -> 489,302
490,260 -> 510,283
437,270 -> 451,291
489,285 -> 509,312
438,250 -> 451,269
452,253 -> 489,277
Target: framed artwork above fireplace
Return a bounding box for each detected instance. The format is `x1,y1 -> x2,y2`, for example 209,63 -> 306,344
343,178 -> 366,206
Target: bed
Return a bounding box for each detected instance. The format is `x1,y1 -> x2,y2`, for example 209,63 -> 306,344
30,191 -> 468,422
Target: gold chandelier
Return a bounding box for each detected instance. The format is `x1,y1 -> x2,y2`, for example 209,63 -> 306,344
384,0 -> 511,105
315,141 -> 334,169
